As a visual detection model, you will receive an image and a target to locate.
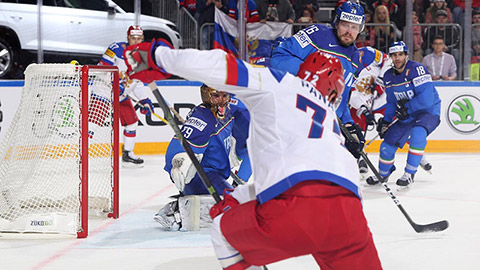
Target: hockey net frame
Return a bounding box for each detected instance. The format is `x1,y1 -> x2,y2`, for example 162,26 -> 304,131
0,64 -> 119,238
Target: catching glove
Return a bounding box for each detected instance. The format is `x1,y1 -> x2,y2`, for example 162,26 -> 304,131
139,98 -> 154,116
395,99 -> 409,120
123,38 -> 173,83
170,152 -> 203,192
209,191 -> 239,219
343,123 -> 366,159
376,117 -> 391,139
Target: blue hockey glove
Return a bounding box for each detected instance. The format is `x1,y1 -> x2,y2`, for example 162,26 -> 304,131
395,99 -> 409,120
377,117 -> 390,139
139,98 -> 154,116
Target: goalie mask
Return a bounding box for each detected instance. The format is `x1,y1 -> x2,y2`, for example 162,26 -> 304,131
200,84 -> 231,119
298,51 -> 345,106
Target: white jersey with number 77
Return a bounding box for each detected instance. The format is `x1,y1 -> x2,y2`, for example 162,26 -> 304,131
153,47 -> 361,204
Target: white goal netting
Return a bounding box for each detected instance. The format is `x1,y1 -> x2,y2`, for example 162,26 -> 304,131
0,64 -> 119,237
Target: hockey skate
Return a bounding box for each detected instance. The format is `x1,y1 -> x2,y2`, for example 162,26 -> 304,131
122,148 -> 144,168
154,200 -> 182,231
358,158 -> 368,176
396,172 -> 414,190
365,165 -> 395,186
420,156 -> 432,174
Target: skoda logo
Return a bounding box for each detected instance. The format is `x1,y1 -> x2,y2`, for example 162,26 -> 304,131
446,94 -> 480,134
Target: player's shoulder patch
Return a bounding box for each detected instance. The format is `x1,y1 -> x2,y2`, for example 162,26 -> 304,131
105,49 -> 115,58
374,49 -> 382,63
293,29 -> 312,48
229,98 -> 238,106
412,74 -> 432,87
184,116 -> 208,132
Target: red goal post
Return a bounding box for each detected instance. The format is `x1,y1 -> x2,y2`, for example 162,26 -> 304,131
0,64 -> 119,238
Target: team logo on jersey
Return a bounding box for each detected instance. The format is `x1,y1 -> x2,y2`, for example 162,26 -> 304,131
447,94 -> 480,134
185,117 -> 207,131
374,50 -> 382,63
294,30 -> 312,48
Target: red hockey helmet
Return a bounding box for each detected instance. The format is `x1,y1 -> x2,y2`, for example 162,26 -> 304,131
127,25 -> 144,37
298,51 -> 345,104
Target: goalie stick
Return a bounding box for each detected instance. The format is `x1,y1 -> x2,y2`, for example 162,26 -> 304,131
338,118 -> 449,233
147,82 -> 221,203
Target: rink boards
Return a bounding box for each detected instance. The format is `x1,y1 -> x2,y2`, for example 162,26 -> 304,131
0,80 -> 479,153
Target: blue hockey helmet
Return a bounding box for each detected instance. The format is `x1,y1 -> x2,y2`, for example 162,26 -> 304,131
388,41 -> 409,55
332,1 -> 366,32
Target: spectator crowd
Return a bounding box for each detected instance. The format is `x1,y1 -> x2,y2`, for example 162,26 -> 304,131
180,0 -> 480,80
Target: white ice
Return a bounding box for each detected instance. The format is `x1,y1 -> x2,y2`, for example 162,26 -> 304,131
0,153 -> 479,270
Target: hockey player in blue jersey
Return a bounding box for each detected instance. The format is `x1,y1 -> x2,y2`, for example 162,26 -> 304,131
155,84 -> 251,230
270,1 -> 366,159
366,41 -> 441,188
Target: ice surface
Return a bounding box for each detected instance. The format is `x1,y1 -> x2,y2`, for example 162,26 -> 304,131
0,153 -> 479,270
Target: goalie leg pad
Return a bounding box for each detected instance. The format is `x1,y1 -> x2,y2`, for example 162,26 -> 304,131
178,195 -> 216,231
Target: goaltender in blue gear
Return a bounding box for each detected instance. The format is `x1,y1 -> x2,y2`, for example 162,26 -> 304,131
366,41 -> 441,188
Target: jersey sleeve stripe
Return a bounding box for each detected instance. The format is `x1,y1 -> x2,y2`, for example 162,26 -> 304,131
225,53 -> 249,87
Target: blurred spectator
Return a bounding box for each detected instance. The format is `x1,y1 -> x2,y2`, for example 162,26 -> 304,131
452,0 -> 480,29
292,0 -> 318,22
228,0 -> 260,22
424,9 -> 460,62
256,0 -> 295,23
356,11 -> 374,48
296,5 -> 317,23
180,0 -> 197,16
414,0 -> 431,23
370,0 -> 400,29
412,11 -> 424,62
425,0 -> 453,23
422,36 -> 457,80
472,9 -> 480,47
370,5 -> 396,52
197,0 -> 229,49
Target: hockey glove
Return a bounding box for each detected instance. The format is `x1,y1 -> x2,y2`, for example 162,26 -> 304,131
139,98 -> 154,116
123,38 -> 173,83
209,191 -> 239,219
377,117 -> 390,139
395,99 -> 409,120
170,152 -> 203,192
343,123 -> 366,159
357,105 -> 375,126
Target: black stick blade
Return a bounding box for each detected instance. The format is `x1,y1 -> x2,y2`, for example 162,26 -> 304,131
413,220 -> 449,233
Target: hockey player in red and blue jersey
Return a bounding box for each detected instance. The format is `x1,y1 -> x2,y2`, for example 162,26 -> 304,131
99,25 -> 164,167
123,38 -> 382,269
270,1 -> 366,159
366,41 -> 441,188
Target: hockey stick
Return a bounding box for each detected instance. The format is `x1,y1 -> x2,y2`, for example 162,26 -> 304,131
129,96 -> 169,125
338,118 -> 449,233
147,82 -> 221,203
364,118 -> 399,148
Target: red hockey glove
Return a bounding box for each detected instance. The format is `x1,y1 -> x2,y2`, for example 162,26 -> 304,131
209,191 -> 239,219
123,38 -> 173,83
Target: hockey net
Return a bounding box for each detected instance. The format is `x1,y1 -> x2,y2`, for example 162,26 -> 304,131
0,64 -> 119,238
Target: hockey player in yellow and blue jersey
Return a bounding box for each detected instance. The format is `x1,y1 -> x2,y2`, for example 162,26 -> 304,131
366,41 -> 441,188
270,1 -> 366,159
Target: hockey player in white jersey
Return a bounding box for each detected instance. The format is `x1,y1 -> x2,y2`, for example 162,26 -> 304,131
99,25 -> 167,167
123,40 -> 382,270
